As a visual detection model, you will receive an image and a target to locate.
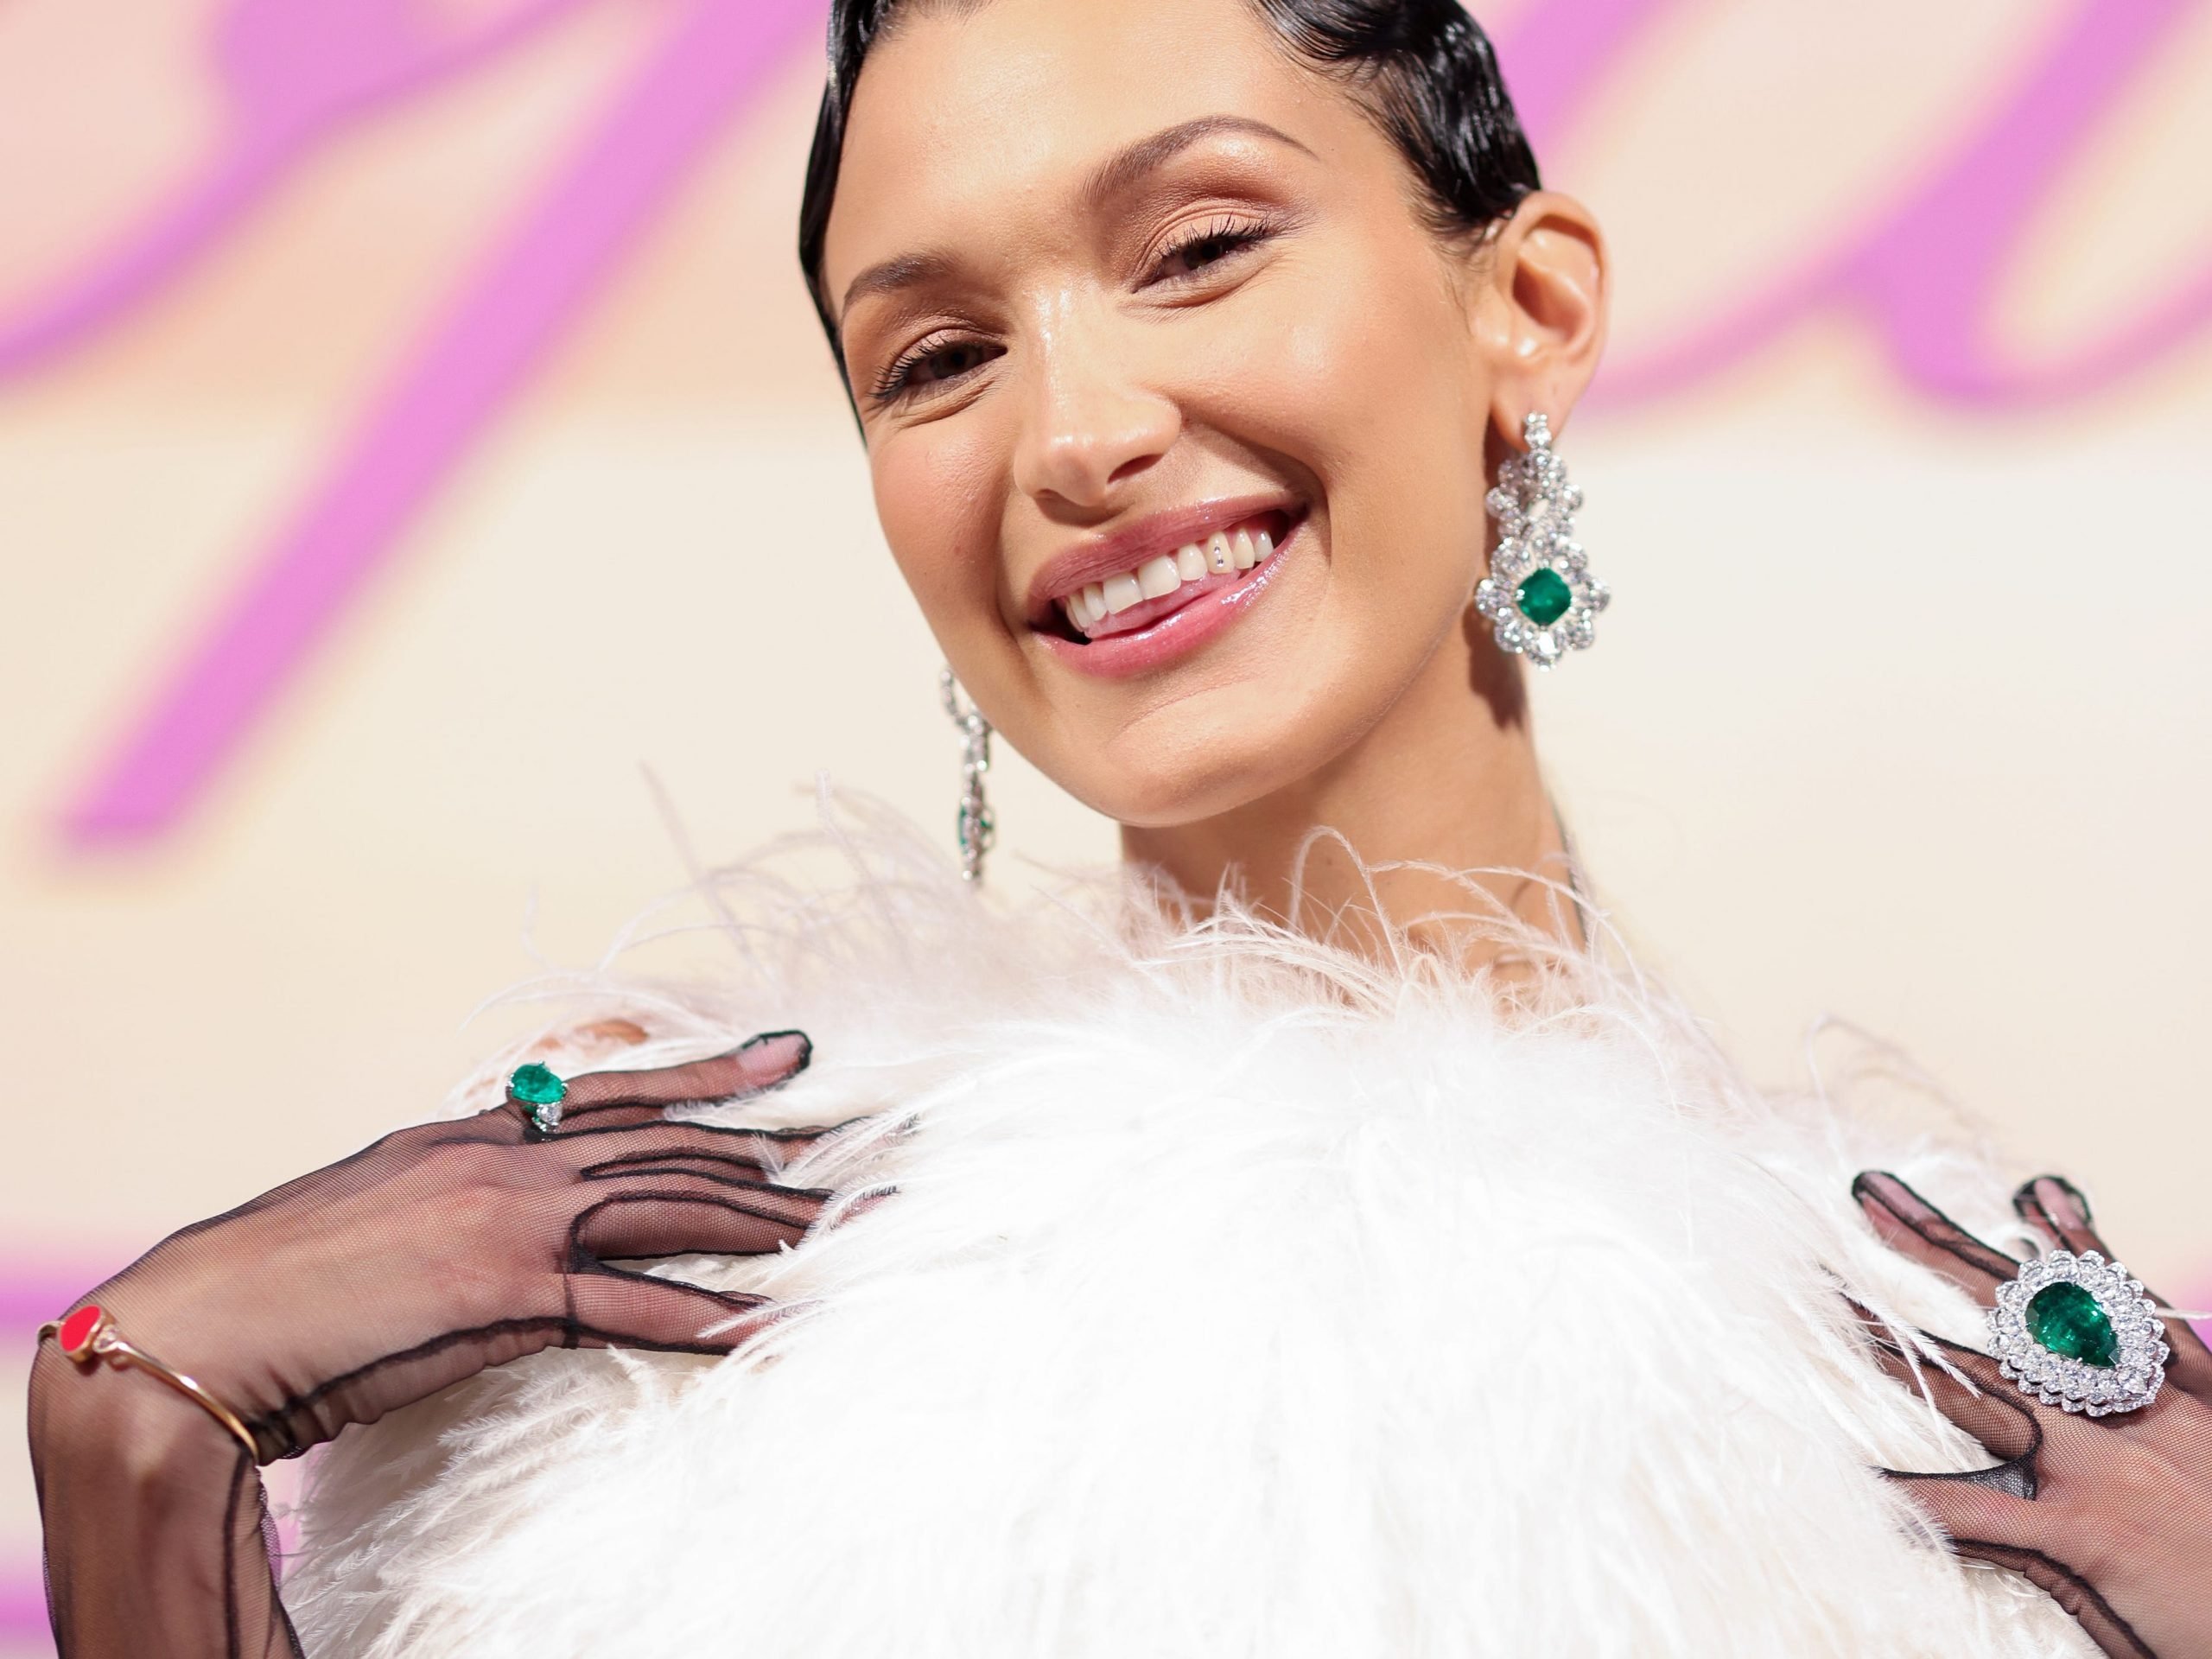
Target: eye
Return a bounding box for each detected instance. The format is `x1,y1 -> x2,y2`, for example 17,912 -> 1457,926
872,334 -> 1001,405
1147,213 -> 1281,286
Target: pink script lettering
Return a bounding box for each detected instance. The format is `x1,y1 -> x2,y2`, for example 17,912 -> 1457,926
1498,0 -> 2212,404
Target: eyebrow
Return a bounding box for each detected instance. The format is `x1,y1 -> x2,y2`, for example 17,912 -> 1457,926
836,114 -> 1317,331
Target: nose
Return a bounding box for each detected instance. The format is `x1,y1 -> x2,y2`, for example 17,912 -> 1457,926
1009,306 -> 1179,515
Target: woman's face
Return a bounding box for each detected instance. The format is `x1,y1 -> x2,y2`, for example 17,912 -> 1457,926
822,0 -> 1583,828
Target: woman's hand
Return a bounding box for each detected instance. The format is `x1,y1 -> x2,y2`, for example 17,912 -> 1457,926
1855,1170 -> 2212,1659
30,1029 -> 864,1656
48,1029 -> 846,1459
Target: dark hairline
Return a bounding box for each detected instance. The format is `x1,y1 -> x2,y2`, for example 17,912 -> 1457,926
801,0 -> 1541,413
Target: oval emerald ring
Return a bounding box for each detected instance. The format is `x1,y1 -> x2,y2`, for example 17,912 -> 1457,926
1987,1249 -> 2169,1415
507,1062 -> 568,1135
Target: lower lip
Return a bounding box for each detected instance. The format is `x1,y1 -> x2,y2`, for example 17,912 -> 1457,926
1038,519 -> 1303,681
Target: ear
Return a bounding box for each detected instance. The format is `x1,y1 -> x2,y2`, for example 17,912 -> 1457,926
1466,191 -> 1610,444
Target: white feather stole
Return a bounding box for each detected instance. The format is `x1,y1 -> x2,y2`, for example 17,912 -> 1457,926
283,797 -> 2097,1657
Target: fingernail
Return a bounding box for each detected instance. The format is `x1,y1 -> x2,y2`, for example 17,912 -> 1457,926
2057,1175 -> 2093,1224
1851,1171 -> 1897,1212
741,1029 -> 811,1067
2037,1174 -> 2090,1227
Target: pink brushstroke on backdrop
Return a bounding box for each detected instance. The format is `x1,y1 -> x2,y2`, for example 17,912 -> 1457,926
1578,0 -> 2212,404
0,0 -> 592,378
49,0 -> 824,842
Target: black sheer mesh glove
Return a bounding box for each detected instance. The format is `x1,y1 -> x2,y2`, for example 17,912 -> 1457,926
1855,1170 -> 2212,1659
29,1031 -> 861,1658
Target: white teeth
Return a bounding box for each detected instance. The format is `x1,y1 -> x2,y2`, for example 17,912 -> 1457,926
1137,555 -> 1180,599
1065,518 -> 1285,635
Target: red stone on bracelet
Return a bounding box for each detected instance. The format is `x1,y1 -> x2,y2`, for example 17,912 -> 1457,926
55,1303 -> 105,1357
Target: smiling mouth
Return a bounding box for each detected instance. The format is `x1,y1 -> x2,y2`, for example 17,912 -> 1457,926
1039,507 -> 1303,644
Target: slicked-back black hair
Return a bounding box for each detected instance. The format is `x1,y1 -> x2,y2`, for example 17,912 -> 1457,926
797,0 -> 1541,377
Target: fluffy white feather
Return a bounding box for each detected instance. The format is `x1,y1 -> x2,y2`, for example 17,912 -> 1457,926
283,793 -> 2095,1656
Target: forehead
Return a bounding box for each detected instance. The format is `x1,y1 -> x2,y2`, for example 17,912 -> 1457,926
822,0 -> 1336,291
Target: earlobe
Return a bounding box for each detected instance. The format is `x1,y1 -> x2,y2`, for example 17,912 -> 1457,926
1477,191 -> 1610,443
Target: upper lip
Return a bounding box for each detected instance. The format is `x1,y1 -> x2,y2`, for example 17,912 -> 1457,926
1022,491 -> 1302,626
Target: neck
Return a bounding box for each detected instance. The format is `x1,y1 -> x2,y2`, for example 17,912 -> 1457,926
1119,613 -> 1580,965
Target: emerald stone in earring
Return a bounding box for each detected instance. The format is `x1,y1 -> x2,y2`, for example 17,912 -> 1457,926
1514,568 -> 1573,627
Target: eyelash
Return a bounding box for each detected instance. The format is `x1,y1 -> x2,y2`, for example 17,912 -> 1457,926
869,211 -> 1286,407
1150,211 -> 1283,283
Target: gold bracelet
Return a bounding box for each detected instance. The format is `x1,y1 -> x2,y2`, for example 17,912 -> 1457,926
37,1304 -> 260,1460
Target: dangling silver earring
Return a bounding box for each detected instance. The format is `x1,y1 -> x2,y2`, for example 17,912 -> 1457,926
939,667 -> 995,883
1476,411 -> 1611,669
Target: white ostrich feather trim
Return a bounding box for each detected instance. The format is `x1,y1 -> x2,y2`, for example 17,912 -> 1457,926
283,789 -> 2095,1657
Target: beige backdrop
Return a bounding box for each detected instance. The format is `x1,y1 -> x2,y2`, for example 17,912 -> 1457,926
4,2 -> 2209,1647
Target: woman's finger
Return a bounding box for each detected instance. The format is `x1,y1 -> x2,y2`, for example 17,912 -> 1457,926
555,1115 -> 875,1181
2012,1174 -> 2212,1402
2012,1174 -> 2111,1259
1955,1545 -> 2158,1659
1853,1170 -> 2021,1302
1865,1334 -> 2044,1475
575,1147 -> 784,1185
563,1271 -> 789,1356
1883,1459 -> 2046,1548
1847,1290 -> 2005,1390
556,1031 -> 813,1124
568,1178 -> 830,1266
1876,1503 -> 2157,1659
1847,1294 -> 2059,1486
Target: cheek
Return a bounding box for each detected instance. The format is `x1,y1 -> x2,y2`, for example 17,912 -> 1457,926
1198,232 -> 1480,503
870,428 -> 1003,636
1201,238 -> 1490,610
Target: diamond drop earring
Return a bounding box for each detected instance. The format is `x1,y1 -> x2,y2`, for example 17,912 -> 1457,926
1475,411 -> 1611,669
939,667 -> 995,882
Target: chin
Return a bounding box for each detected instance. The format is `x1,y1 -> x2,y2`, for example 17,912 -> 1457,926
1066,709 -> 1337,831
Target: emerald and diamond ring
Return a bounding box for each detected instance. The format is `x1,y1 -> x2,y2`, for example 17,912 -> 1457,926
507,1062 -> 568,1136
1988,1249 -> 2169,1415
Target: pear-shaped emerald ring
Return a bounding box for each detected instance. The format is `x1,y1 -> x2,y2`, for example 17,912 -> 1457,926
1988,1249 -> 2169,1415
507,1062 -> 568,1136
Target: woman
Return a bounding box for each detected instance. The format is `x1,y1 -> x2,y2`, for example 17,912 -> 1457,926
29,1 -> 2212,1653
